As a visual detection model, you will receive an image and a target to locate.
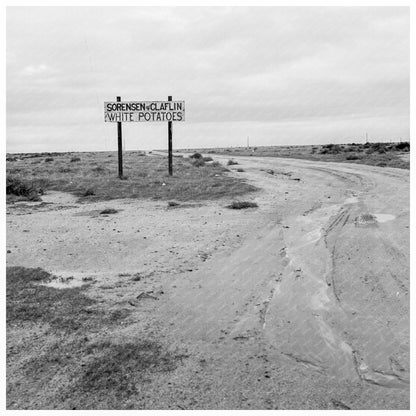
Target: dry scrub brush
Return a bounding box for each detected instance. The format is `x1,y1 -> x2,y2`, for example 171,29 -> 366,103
6,151 -> 258,202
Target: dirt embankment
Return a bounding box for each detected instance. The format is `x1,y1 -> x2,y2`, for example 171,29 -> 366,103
6,155 -> 409,409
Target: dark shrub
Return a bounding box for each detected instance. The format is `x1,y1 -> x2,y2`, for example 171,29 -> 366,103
192,159 -> 205,167
6,176 -> 41,200
70,157 -> 81,162
100,208 -> 118,215
83,188 -> 95,196
190,152 -> 202,159
227,201 -> 258,209
44,157 -> 54,162
395,141 -> 410,151
227,159 -> 238,166
320,144 -> 342,154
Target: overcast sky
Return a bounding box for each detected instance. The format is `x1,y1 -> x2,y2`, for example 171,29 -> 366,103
6,6 -> 409,152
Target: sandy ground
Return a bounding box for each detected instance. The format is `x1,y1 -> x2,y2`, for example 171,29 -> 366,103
6,155 -> 409,409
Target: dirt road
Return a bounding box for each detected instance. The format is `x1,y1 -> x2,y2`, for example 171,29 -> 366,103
6,155 -> 409,409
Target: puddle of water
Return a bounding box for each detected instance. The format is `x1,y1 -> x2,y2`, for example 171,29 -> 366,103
291,229 -> 322,251
40,271 -> 97,289
310,285 -> 331,310
355,214 -> 378,227
373,213 -> 396,223
43,279 -> 86,289
305,228 -> 322,243
344,196 -> 358,204
13,200 -> 44,207
316,318 -> 336,348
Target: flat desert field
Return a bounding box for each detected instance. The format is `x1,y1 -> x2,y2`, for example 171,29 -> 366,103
6,147 -> 410,409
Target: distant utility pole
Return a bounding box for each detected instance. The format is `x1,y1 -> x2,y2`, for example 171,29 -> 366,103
247,136 -> 249,149
365,132 -> 368,142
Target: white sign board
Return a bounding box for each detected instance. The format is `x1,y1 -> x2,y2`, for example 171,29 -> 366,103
104,101 -> 185,122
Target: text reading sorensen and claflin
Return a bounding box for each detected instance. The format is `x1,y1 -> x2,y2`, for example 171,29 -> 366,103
104,101 -> 185,122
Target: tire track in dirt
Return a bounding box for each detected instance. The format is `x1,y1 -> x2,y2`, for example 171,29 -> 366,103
213,155 -> 409,394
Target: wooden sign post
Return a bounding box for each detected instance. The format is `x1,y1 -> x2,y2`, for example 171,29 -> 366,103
104,98 -> 185,178
168,96 -> 173,176
117,96 -> 123,178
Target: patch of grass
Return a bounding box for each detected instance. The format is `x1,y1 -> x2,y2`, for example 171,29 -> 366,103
7,176 -> 34,197
181,141 -> 410,169
131,273 -> 142,281
79,341 -> 179,394
319,144 -> 343,154
192,158 -> 205,167
130,271 -> 154,281
14,338 -> 186,409
395,141 -> 410,151
6,266 -> 169,408
6,176 -> 42,201
227,159 -> 238,166
99,208 -> 118,215
203,156 -> 213,162
6,151 -> 258,203
6,267 -> 119,332
6,267 -> 188,409
346,154 -> 361,160
83,188 -> 95,196
227,201 -> 258,209
92,165 -> 106,173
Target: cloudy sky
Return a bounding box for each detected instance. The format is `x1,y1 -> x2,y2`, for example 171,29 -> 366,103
6,6 -> 409,152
